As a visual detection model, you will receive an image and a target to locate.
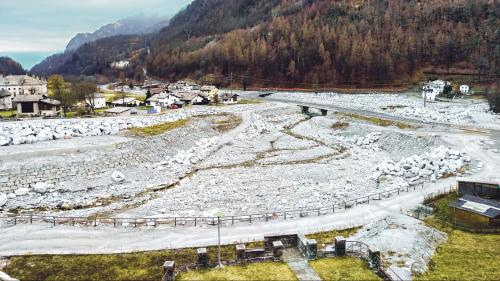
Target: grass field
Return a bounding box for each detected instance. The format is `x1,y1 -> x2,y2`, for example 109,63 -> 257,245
176,262 -> 297,281
340,112 -> 417,129
3,242 -> 262,281
310,257 -> 381,281
0,109 -> 16,118
237,99 -> 262,105
306,227 -> 360,245
414,194 -> 500,281
128,119 -> 189,136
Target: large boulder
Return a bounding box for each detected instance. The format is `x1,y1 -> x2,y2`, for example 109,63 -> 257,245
112,171 -> 125,183
0,193 -> 7,207
14,188 -> 30,196
32,182 -> 52,194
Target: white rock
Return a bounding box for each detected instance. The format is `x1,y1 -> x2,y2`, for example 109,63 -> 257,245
32,182 -> 51,194
112,171 -> 125,183
0,193 -> 7,207
14,188 -> 30,196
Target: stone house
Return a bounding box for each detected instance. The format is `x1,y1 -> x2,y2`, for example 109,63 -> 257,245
13,94 -> 61,117
0,89 -> 12,110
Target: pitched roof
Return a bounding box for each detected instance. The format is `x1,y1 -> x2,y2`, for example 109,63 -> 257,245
0,89 -> 11,97
449,194 -> 500,218
106,107 -> 132,114
111,97 -> 137,104
40,98 -> 61,106
0,75 -> 45,86
12,94 -> 44,102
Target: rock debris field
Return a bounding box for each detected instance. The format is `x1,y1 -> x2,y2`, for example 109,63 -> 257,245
0,93 -> 498,220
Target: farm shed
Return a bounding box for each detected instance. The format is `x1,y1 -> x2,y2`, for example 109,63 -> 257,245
449,194 -> 500,229
457,179 -> 499,199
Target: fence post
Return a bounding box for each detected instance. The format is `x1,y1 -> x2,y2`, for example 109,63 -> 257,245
154,218 -> 157,227
344,201 -> 347,209
232,216 -> 234,225
367,196 -> 370,204
94,217 -> 97,227
30,214 -> 33,224
71,217 -> 75,226
317,209 -> 320,216
284,212 -> 287,220
53,216 -> 56,227
398,189 -> 400,195
113,218 -> 116,227
332,205 -> 335,213
174,217 -> 177,226
14,217 -> 16,226
194,217 -> 197,227
249,215 -> 252,223
134,219 -> 137,228
266,214 -> 269,221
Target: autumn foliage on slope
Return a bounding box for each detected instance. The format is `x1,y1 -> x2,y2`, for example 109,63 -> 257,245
148,0 -> 499,87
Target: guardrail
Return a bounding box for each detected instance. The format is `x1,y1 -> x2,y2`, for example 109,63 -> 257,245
2,182 -> 454,229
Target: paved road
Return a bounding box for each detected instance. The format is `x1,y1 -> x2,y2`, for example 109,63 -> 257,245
244,92 -> 500,136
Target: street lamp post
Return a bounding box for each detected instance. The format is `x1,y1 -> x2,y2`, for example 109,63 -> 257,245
216,216 -> 224,269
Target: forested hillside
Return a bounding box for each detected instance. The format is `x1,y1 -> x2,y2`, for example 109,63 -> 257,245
148,0 -> 499,87
31,35 -> 148,79
0,57 -> 26,75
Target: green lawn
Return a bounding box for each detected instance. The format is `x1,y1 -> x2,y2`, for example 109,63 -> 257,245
176,262 -> 297,281
128,119 -> 189,136
309,257 -> 381,281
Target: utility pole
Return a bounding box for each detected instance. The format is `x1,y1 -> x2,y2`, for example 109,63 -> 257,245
216,216 -> 224,269
230,72 -> 233,96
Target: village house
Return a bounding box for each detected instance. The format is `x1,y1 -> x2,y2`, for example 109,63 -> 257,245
0,89 -> 12,110
200,85 -> 218,100
86,93 -> 107,109
449,194 -> 500,229
422,79 -> 450,102
172,80 -> 200,91
111,97 -> 141,107
0,75 -> 48,108
178,92 -> 210,105
146,92 -> 181,108
12,94 -> 61,117
460,85 -> 470,95
219,93 -> 239,104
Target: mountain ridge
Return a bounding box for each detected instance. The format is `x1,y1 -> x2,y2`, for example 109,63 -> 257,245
0,57 -> 26,75
65,15 -> 170,52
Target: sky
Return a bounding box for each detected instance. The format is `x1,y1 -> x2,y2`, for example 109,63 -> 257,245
0,0 -> 193,69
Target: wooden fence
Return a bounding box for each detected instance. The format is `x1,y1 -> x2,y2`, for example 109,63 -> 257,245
3,182 -> 451,229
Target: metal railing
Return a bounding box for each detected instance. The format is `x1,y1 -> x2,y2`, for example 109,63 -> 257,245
2,182 -> 448,229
